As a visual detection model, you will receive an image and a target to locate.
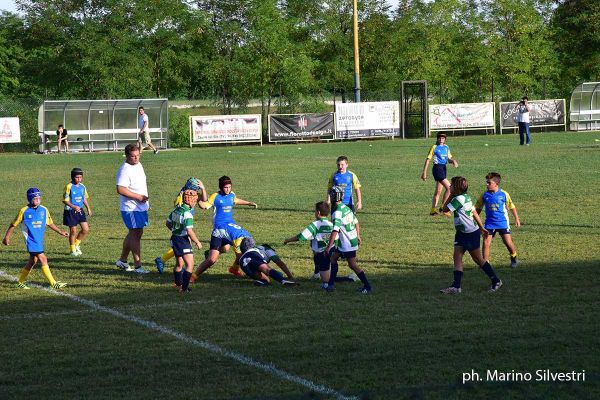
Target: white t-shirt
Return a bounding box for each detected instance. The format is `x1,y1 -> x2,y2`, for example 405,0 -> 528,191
116,162 -> 149,212
140,113 -> 149,132
517,104 -> 530,123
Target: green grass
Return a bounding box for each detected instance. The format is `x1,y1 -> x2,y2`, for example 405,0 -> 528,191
0,131 -> 599,399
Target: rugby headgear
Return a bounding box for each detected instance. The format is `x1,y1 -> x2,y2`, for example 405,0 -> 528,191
71,167 -> 84,181
182,189 -> 198,208
329,186 -> 344,203
219,175 -> 232,190
184,177 -> 201,191
26,187 -> 42,204
240,237 -> 256,254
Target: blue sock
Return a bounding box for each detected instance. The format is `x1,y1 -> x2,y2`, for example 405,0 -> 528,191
268,269 -> 284,283
481,262 -> 499,283
182,271 -> 192,291
453,270 -> 463,288
174,270 -> 183,287
328,262 -> 339,286
357,271 -> 371,289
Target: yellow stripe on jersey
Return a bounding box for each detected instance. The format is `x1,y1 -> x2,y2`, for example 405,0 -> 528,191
11,206 -> 28,227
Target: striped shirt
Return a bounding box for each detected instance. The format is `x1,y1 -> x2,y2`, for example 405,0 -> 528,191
331,204 -> 359,251
167,204 -> 194,237
447,194 -> 479,233
297,218 -> 333,253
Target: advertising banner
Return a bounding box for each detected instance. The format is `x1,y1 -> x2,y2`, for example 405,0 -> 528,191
0,117 -> 21,143
335,101 -> 400,139
500,99 -> 565,129
269,113 -> 334,142
190,115 -> 261,144
429,103 -> 495,130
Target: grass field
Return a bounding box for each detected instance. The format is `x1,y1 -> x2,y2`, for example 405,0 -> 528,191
0,131 -> 599,399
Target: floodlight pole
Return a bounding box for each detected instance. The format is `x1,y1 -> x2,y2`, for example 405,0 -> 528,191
352,0 -> 361,102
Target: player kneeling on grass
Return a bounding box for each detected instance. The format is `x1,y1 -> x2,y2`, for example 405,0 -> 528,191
325,186 -> 372,294
62,167 -> 93,257
3,188 -> 69,289
166,189 -> 202,293
155,177 -> 207,273
238,237 -> 296,286
440,176 -> 502,294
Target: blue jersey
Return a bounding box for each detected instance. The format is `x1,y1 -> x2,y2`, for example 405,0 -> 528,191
63,182 -> 89,210
211,222 -> 250,242
328,171 -> 361,206
11,205 -> 53,253
475,189 -> 516,230
426,144 -> 452,165
204,192 -> 238,227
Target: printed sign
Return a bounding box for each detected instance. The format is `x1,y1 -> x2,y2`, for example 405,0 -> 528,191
429,103 -> 495,130
191,115 -> 261,143
269,113 -> 334,142
335,101 -> 400,139
0,117 -> 21,143
500,99 -> 565,128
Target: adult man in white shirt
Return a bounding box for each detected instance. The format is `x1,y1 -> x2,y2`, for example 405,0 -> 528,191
115,144 -> 150,273
515,96 -> 531,145
138,107 -> 158,154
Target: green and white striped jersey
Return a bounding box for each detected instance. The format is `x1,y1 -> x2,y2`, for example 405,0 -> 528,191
167,204 -> 194,236
331,204 -> 359,251
297,218 -> 333,253
447,194 -> 479,233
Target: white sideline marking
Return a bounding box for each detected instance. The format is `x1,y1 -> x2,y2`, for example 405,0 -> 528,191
0,271 -> 356,400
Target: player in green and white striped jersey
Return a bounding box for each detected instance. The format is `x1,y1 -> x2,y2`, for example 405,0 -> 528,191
439,176 -> 502,294
325,187 -> 372,294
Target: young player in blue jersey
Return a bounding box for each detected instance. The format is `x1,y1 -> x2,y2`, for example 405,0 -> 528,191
327,155 -> 362,212
62,168 -> 93,256
191,175 -> 257,280
421,133 -> 458,215
475,172 -> 521,268
154,177 -> 207,273
3,188 -> 69,289
325,187 -> 372,294
166,189 -> 202,293
440,176 -> 502,294
238,237 -> 296,286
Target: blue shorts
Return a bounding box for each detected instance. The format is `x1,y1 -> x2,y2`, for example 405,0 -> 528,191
489,228 -> 511,237
28,251 -> 43,257
432,164 -> 447,182
454,230 -> 481,251
63,209 -> 87,227
313,251 -> 330,271
240,251 -> 267,277
170,235 -> 193,257
121,211 -> 149,229
332,248 -> 357,259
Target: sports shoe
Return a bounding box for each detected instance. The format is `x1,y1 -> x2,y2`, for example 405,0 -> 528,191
488,280 -> 503,293
75,245 -> 82,256
430,207 -> 438,216
254,279 -> 269,286
52,281 -> 67,289
310,272 -> 320,280
320,282 -> 329,290
70,251 -> 80,257
348,272 -> 359,282
154,149 -> 159,154
189,273 -> 198,284
440,286 -> 461,294
357,286 -> 372,294
510,256 -> 518,268
154,257 -> 165,274
325,284 -> 336,292
17,282 -> 30,290
179,287 -> 191,294
116,260 -> 134,271
439,207 -> 452,217
281,279 -> 297,286
133,267 -> 150,274
228,266 -> 243,277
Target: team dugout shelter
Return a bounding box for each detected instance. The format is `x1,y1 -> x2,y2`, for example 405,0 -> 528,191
569,82 -> 600,131
38,99 -> 168,152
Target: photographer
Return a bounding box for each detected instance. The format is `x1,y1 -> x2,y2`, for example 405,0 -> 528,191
514,96 -> 531,145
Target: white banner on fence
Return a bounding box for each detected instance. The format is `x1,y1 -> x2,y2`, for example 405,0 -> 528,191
429,103 -> 495,130
190,115 -> 261,144
0,117 -> 21,143
335,101 -> 400,139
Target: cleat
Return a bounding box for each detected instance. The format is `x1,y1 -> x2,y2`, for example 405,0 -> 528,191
179,287 -> 191,294
75,245 -> 82,256
325,285 -> 336,292
154,149 -> 159,154
439,207 -> 452,217
189,273 -> 198,284
116,260 -> 133,271
510,256 -> 518,268
154,257 -> 165,274
281,279 -> 297,286
52,281 -> 67,289
133,267 -> 150,274
430,207 -> 439,216
228,266 -> 243,277
254,279 -> 269,286
357,286 -> 372,294
310,272 -> 320,280
347,272 -> 359,282
70,251 -> 80,257
489,280 -> 503,293
17,282 -> 30,290
320,282 -> 329,290
440,286 -> 461,294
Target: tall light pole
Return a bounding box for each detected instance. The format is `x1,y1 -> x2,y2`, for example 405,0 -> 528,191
352,0 -> 361,102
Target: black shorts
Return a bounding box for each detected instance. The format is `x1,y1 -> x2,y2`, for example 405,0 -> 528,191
240,251 -> 266,277
333,248 -> 357,259
454,230 -> 481,251
209,235 -> 233,251
313,252 -> 330,272
489,228 -> 511,237
63,209 -> 87,227
432,164 -> 447,182
170,235 -> 193,257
